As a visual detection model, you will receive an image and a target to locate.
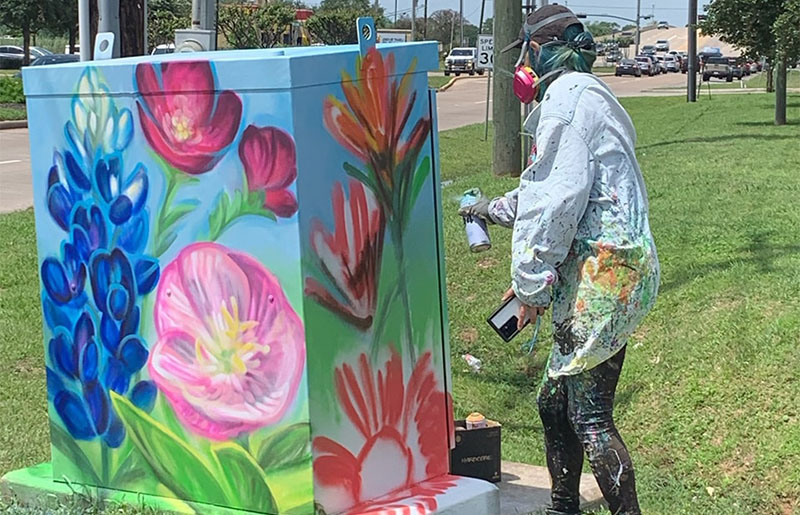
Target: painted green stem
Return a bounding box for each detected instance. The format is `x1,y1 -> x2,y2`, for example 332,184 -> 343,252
390,225 -> 416,365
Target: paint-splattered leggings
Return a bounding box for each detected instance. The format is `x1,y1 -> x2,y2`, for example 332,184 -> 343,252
537,346 -> 641,515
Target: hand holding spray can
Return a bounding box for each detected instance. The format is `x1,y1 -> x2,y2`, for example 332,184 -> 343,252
459,188 -> 491,253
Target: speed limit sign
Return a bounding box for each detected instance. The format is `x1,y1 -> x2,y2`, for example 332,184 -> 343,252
478,34 -> 494,70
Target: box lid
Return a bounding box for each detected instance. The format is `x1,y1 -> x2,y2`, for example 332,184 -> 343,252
22,42 -> 438,97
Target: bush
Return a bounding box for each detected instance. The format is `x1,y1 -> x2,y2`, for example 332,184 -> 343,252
0,76 -> 25,104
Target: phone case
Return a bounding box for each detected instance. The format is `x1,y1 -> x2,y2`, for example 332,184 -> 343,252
486,295 -> 531,342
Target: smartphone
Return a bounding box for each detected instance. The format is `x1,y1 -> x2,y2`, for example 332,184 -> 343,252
487,295 -> 531,342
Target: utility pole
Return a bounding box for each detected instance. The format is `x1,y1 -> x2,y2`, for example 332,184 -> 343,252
98,0 -> 121,57
394,0 -> 398,24
424,0 -> 428,39
459,0 -> 464,46
687,0 -> 697,102
493,0 -> 522,176
450,12 -> 456,52
78,0 -> 90,60
634,0 -> 641,56
411,0 -> 417,41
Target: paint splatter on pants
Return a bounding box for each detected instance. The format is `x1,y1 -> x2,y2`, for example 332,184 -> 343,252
538,346 -> 641,515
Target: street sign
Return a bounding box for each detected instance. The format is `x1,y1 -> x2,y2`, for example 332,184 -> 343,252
478,34 -> 494,70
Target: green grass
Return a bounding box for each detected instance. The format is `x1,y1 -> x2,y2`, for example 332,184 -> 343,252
2,94 -> 800,513
428,74 -> 453,90
0,105 -> 26,120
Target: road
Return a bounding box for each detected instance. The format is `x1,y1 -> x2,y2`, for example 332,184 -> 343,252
0,71 -> 737,214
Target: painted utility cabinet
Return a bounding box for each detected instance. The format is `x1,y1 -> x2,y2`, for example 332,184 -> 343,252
10,28 -> 493,515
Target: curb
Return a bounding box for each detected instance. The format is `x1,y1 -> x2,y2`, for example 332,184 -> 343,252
438,73 -> 485,92
0,119 -> 27,130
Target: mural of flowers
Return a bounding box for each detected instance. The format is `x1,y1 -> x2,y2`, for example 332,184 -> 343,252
150,242 -> 306,440
43,68 -> 159,484
305,180 -> 384,330
206,124 -> 299,240
313,350 -> 451,514
135,60 -> 243,255
239,125 -> 298,218
322,48 -> 432,357
135,61 -> 242,175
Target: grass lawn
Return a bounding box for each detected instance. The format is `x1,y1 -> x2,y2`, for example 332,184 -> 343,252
2,93 -> 800,513
0,105 -> 26,121
428,74 -> 453,90
660,69 -> 800,90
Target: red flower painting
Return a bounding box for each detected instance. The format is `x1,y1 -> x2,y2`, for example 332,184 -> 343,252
135,61 -> 242,174
305,180 -> 384,329
238,125 -> 298,218
313,350 -> 452,514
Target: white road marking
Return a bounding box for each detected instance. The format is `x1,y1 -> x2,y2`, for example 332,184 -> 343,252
0,160 -> 22,165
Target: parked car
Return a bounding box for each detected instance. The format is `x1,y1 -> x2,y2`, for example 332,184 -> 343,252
654,55 -> 668,74
615,58 -> 642,77
655,40 -> 670,52
30,54 -> 80,66
727,58 -> 744,79
151,43 -> 175,55
703,56 -> 733,82
596,42 -> 606,56
635,56 -> 656,77
444,47 -> 481,76
663,55 -> 679,72
605,50 -> 622,63
657,21 -> 669,30
0,45 -> 52,69
749,62 -> 759,74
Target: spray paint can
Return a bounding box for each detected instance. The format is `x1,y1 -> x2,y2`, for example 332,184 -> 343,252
460,188 -> 491,253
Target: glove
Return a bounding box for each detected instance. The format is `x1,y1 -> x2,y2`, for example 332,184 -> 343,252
458,195 -> 494,223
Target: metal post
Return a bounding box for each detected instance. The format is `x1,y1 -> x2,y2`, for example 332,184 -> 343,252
484,71 -> 491,141
143,0 -> 148,54
394,0 -> 398,23
98,0 -> 121,57
493,0 -> 522,176
687,0 -> 697,102
459,0 -> 464,46
78,0 -> 90,61
449,13 -> 455,52
634,0 -> 641,57
411,0 -> 417,41
424,0 -> 428,39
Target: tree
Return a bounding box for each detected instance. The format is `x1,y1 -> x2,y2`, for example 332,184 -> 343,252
585,21 -> 620,37
306,0 -> 384,45
0,0 -> 50,64
481,17 -> 492,34
426,9 -> 471,50
393,14 -> 412,30
148,0 -> 190,51
218,2 -> 296,49
773,0 -> 800,124
701,0 -> 792,125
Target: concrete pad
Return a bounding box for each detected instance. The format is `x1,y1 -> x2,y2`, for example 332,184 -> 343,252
499,461 -> 605,515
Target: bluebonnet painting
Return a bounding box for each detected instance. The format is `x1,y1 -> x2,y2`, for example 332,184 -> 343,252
43,69 -> 159,450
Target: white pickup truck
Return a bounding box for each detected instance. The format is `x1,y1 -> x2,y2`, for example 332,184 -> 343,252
444,47 -> 483,76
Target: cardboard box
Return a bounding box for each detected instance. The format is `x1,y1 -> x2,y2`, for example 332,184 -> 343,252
449,419 -> 502,483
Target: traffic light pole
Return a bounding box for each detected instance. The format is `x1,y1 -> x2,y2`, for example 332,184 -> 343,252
687,0 -> 697,102
634,0 -> 641,56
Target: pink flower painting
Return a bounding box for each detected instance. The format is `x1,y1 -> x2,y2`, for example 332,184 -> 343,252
238,125 -> 298,218
313,350 -> 452,514
149,242 -> 305,440
305,180 -> 385,329
135,61 -> 242,174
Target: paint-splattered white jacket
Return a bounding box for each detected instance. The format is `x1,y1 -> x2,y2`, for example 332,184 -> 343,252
489,72 -> 660,377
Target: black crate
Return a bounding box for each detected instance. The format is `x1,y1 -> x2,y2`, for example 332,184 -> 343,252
449,419 -> 501,483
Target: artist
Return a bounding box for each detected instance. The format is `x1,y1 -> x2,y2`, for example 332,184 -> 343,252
460,5 -> 660,514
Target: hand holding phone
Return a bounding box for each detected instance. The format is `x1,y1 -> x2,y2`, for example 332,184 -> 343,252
487,288 -> 546,342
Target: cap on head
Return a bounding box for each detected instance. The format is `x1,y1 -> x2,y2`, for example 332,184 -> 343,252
500,5 -> 583,53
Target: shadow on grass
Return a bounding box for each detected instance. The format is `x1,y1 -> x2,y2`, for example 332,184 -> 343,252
659,229 -> 800,294
735,120 -> 800,127
637,133 -> 798,151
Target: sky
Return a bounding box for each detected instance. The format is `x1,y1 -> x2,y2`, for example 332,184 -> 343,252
373,0 -> 693,31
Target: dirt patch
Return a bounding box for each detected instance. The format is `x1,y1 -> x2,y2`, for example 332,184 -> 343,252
459,327 -> 479,343
477,257 -> 498,269
13,356 -> 40,374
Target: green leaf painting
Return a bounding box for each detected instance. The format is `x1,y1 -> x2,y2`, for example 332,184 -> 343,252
213,442 -> 278,513
253,423 -> 312,471
110,392 -> 229,506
